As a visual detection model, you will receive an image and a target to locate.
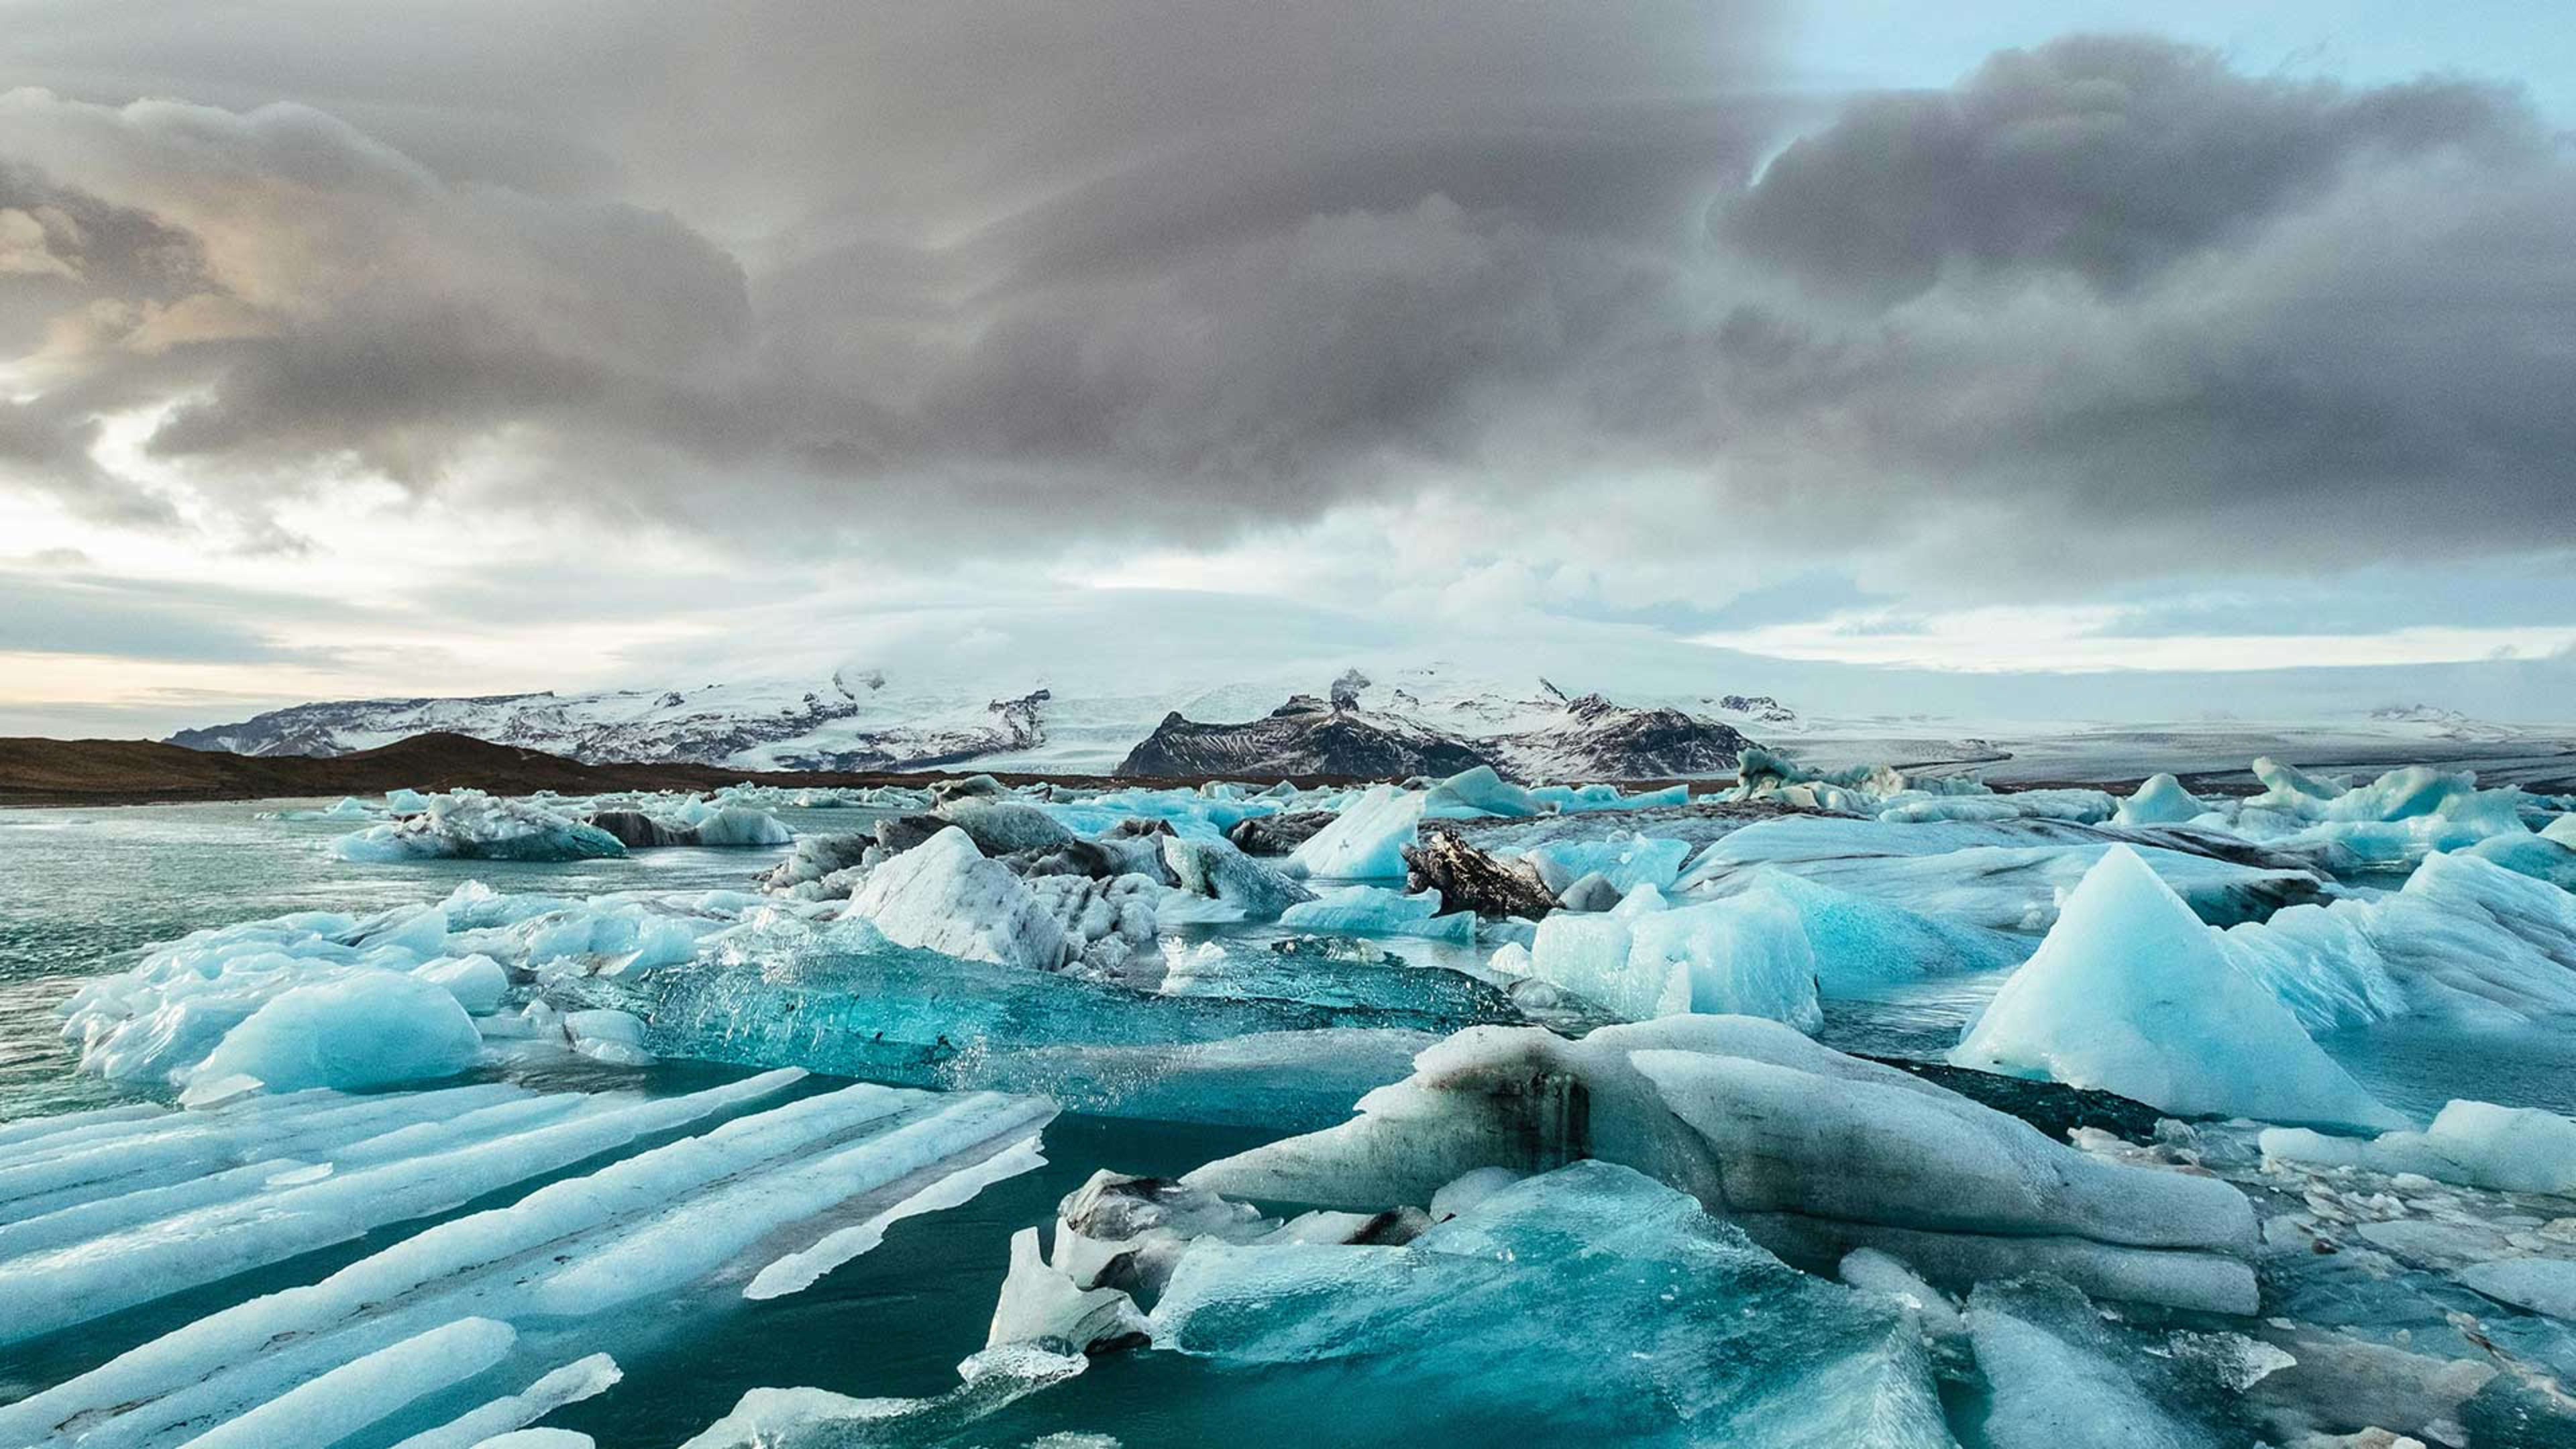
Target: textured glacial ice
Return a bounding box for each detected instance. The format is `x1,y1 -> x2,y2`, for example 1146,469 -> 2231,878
2220,848 -> 2576,1029
335,791 -> 629,863
1189,1016 -> 2261,1313
1143,1161 -> 1955,1449
0,1075 -> 1053,1448
1953,846 -> 2402,1131
645,922 -> 1512,1126
1676,814 -> 2326,932
1966,1277 -> 2231,1448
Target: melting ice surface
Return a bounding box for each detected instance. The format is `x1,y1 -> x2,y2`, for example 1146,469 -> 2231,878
3,755 -> 2576,1446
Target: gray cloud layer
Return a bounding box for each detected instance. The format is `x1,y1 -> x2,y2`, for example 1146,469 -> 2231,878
2,11 -> 2572,580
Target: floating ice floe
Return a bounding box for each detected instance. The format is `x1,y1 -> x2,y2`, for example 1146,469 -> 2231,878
649,918 -> 1509,1128
1277,885 -> 1475,943
0,1073 -> 1053,1448
2261,1098 -> 2576,1194
1953,846 -> 2403,1132
1186,1016 -> 2262,1313
335,791 -> 629,863
182,973 -> 484,1105
1158,835 -> 1314,919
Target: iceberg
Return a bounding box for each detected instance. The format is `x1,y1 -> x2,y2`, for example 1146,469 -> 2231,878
842,826 -> 1071,971
1421,765 -> 1540,818
1952,846 -> 2403,1131
1517,886 -> 1822,1029
1518,831 -> 1694,895
1285,785 -> 1424,879
1189,1016 -> 2262,1313
335,791 -> 628,863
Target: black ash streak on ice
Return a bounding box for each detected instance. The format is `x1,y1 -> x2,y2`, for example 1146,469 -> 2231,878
1,17 -> 2573,579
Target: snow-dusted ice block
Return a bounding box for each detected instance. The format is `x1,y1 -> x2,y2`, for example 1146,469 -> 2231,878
842,826 -> 1069,971
0,1077 -> 1055,1449
1189,1016 -> 2260,1313
1285,785 -> 1424,879
335,791 -> 628,863
1953,846 -> 2402,1131
1148,1161 -> 1953,1448
1277,885 -> 1474,943
2261,1098 -> 2576,1194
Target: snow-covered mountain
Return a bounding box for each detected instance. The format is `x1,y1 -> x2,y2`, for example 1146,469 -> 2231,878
169,665 -> 1783,780
1116,674 -> 1755,781
168,669 -> 1052,773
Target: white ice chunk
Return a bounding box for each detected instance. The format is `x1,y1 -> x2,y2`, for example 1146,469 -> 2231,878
843,826 -> 1069,971
1952,846 -> 2402,1131
2458,1258 -> 2576,1322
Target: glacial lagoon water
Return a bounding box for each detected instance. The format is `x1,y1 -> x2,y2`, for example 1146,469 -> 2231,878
9,794 -> 2576,1445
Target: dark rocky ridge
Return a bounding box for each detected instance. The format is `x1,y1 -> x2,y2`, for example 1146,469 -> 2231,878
1116,692 -> 1754,782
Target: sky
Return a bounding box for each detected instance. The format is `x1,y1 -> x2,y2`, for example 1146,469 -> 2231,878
2,1 -> 2573,737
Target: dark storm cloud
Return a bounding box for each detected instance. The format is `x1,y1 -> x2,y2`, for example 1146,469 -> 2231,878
2,14 -> 2574,579
1727,36 -> 2534,302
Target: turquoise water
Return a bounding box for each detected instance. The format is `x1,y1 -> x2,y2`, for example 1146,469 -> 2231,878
0,800 -> 1285,1444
